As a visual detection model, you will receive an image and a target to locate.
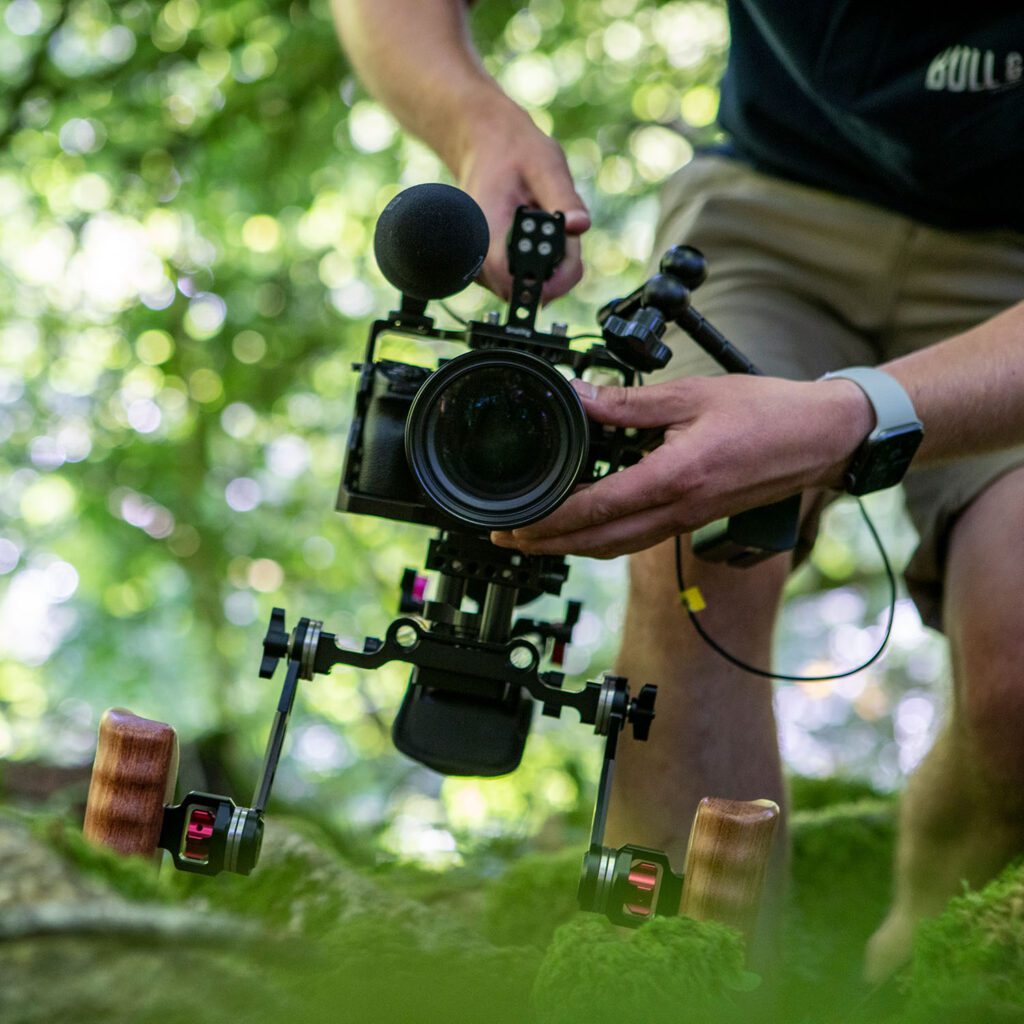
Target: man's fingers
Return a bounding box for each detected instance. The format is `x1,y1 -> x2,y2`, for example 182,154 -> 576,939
492,502 -> 686,560
542,236 -> 583,302
462,136 -> 588,302
527,144 -> 588,302
562,208 -> 591,236
496,445 -> 694,543
569,378 -> 693,428
480,251 -> 512,300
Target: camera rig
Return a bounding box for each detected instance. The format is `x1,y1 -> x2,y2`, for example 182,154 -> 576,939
84,185 -> 781,934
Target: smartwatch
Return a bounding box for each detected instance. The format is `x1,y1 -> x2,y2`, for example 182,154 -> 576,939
819,366 -> 924,495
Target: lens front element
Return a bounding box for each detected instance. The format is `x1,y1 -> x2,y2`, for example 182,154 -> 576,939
406,350 -> 588,530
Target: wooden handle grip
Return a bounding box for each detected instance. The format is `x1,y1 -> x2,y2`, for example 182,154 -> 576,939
679,797 -> 780,941
83,708 -> 178,859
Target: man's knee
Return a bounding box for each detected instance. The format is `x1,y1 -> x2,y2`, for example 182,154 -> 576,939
960,666 -> 1024,802
944,466 -> 1024,800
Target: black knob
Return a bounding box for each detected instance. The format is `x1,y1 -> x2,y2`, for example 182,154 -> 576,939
641,273 -> 692,319
260,607 -> 289,679
660,245 -> 708,289
629,684 -> 657,741
602,308 -> 672,372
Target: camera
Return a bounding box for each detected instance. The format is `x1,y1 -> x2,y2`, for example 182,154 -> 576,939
329,183 -> 685,776
338,185 -> 666,534
332,183 -> 797,776
86,185 -> 783,933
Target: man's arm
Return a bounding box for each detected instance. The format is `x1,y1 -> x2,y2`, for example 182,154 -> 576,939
882,301 -> 1024,463
491,301 -> 1024,558
332,0 -> 590,300
332,0 -> 496,173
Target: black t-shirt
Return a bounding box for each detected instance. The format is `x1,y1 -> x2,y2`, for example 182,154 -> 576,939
718,3 -> 1024,231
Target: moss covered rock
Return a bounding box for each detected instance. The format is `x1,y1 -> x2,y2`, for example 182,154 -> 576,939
779,799 -> 897,1017
0,811 -> 284,1024
0,810 -> 538,1024
902,859 -> 1024,1023
788,799 -> 896,945
14,789 -> 1024,1024
532,914 -> 755,1024
483,846 -> 583,948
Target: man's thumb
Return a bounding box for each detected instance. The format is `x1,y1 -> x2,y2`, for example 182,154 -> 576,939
530,154 -> 590,235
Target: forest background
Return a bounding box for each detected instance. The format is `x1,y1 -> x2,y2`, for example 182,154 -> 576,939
0,0 -> 947,866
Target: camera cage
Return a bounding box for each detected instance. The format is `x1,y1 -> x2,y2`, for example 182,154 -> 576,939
84,191 -> 787,933
331,206 -> 669,779
337,282 -> 655,533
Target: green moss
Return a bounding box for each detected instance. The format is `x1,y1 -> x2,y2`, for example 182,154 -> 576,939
788,774 -> 885,812
781,800 -> 897,1013
289,914 -> 542,1024
789,800 -> 896,930
30,814 -> 168,904
483,846 -> 583,947
902,859 -> 1024,1023
160,817 -> 542,1024
163,817 -> 392,933
26,792 -> 1024,1024
532,914 -> 754,1024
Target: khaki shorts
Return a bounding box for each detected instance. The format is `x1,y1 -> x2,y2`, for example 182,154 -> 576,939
649,154 -> 1024,631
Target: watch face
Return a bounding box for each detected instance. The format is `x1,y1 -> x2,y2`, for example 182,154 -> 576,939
846,424 -> 924,495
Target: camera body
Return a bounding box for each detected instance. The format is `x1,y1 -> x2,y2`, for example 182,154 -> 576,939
338,205 -> 659,534
338,318 -> 656,532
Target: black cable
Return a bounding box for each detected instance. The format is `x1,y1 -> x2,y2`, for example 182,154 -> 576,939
674,498 -> 897,683
439,301 -> 468,326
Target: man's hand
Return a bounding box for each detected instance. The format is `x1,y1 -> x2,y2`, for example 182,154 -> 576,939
454,101 -> 590,303
334,1 -> 588,304
490,375 -> 874,559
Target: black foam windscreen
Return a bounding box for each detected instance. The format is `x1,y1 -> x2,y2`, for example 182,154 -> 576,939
373,183 -> 489,301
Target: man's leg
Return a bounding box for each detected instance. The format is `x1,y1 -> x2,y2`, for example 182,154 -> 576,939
605,537 -> 789,868
608,152 -> 885,924
866,465 -> 1024,981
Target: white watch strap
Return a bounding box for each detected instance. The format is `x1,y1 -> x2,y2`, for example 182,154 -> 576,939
820,366 -> 921,437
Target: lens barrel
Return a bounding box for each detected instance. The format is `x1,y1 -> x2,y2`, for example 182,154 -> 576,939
406,350 -> 588,530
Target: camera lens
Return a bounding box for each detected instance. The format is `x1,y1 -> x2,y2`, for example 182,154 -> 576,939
406,350 -> 588,530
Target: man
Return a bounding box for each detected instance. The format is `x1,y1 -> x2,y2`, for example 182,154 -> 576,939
334,1 -> 1024,978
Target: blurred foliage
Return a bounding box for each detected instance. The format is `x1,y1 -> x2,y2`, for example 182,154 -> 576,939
482,843 -> 582,947
0,0 -> 948,858
6,790 -> 1024,1024
786,772 -> 884,813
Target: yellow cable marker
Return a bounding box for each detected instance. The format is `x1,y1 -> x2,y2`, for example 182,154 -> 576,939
679,586 -> 706,613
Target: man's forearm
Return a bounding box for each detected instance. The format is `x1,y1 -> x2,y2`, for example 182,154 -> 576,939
881,300 -> 1024,464
332,0 -> 518,171
333,0 -> 590,302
